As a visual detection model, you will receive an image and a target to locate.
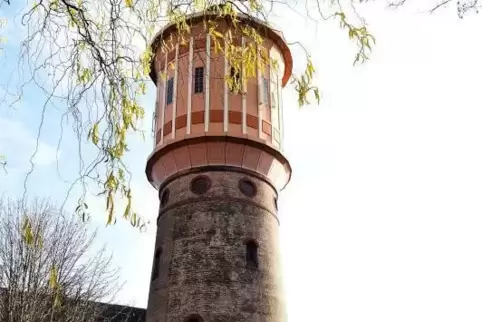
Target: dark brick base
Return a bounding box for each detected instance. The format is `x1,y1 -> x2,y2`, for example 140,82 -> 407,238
146,170 -> 286,322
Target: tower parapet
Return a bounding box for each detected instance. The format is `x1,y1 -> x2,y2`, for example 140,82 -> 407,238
145,11 -> 293,322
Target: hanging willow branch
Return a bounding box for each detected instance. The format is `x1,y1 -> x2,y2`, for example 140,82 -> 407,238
2,0 -> 376,231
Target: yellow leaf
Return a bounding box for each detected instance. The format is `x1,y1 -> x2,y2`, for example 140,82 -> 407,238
194,0 -> 204,9
54,292 -> 62,308
91,122 -> 99,146
22,216 -> 34,246
125,0 -> 133,8
49,265 -> 58,289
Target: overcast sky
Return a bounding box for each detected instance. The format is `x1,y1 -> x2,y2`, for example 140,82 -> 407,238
2,1 -> 482,321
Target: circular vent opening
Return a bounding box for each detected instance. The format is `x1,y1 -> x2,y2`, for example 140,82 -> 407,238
191,176 -> 212,195
238,179 -> 257,198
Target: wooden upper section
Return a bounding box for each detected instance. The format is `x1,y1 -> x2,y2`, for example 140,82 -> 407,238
146,12 -> 293,191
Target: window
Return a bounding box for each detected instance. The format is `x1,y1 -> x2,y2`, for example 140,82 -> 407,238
245,240 -> 258,268
271,77 -> 281,131
238,179 -> 257,198
166,77 -> 174,105
185,315 -> 203,322
194,67 -> 204,94
151,248 -> 162,281
160,188 -> 170,207
229,67 -> 241,93
262,77 -> 269,104
191,175 -> 211,195
271,90 -> 277,110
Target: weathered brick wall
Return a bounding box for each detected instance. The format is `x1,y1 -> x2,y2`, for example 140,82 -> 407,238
146,170 -> 286,322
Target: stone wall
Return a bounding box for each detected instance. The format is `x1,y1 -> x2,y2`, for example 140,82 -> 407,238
147,169 -> 286,322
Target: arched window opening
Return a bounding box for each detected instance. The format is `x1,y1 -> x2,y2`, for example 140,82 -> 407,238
151,248 -> 162,281
245,240 -> 258,268
185,314 -> 203,322
187,318 -> 200,322
160,188 -> 170,207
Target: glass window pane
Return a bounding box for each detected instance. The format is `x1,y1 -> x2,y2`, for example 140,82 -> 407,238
263,78 -> 269,104
166,78 -> 174,105
194,67 -> 204,94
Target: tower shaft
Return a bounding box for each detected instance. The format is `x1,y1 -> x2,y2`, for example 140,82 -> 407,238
148,170 -> 284,321
145,12 -> 293,322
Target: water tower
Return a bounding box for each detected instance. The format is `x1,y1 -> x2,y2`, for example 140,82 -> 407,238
145,9 -> 293,322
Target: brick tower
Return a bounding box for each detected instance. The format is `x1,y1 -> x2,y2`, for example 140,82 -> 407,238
145,10 -> 293,322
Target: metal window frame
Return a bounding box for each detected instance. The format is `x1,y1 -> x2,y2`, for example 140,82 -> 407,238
194,67 -> 204,94
166,77 -> 174,105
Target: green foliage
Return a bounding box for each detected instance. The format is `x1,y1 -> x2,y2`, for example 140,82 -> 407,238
21,214 -> 44,248
22,215 -> 35,245
9,0 -> 377,233
335,12 -> 376,65
49,265 -> 59,289
164,0 -> 323,107
49,265 -> 63,308
7,1 -> 376,297
0,18 -> 6,55
292,58 -> 321,107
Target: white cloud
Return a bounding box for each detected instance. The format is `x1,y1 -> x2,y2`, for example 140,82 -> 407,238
33,141 -> 58,165
0,117 -> 58,169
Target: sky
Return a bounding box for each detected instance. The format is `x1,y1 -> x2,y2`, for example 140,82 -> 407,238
2,1 -> 482,321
